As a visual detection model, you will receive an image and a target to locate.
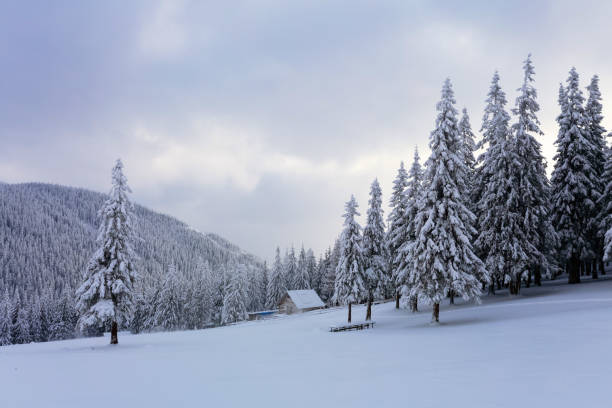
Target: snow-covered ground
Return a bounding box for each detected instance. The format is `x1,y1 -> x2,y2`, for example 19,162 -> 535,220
2,276 -> 612,408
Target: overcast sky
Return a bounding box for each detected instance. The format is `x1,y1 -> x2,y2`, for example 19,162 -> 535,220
1,0 -> 611,261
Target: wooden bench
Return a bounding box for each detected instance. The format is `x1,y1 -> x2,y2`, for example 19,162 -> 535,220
329,321 -> 375,332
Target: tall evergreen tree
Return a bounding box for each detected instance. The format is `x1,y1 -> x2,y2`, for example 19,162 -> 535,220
585,75 -> 607,277
0,289 -> 11,346
284,247 -> 297,290
386,162 -> 408,307
601,134 -> 612,262
75,159 -> 137,344
221,265 -> 248,325
362,179 -> 387,321
458,108 -> 477,210
409,79 -> 488,323
476,73 -> 531,295
153,263 -> 183,331
294,246 -> 310,289
305,250 -> 319,293
333,195 -> 366,323
396,147 -> 424,311
511,54 -> 558,284
551,69 -> 598,284
266,247 -> 286,309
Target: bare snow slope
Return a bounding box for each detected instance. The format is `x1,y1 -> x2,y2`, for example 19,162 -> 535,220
2,277 -> 612,408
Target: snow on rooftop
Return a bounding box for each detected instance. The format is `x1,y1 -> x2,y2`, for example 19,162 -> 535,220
286,289 -> 325,309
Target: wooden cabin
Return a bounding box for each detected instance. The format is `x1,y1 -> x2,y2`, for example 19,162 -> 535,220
278,290 -> 325,314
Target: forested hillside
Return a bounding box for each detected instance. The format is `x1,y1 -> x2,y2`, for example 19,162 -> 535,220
0,183 -> 265,343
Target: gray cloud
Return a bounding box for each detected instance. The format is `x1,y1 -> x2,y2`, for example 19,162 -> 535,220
1,0 -> 611,259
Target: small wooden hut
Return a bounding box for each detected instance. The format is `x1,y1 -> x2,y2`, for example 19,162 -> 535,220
278,290 -> 325,315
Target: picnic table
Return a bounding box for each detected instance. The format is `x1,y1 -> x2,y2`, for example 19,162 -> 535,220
329,321 -> 375,332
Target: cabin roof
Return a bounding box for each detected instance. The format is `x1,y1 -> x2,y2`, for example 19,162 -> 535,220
284,290 -> 325,309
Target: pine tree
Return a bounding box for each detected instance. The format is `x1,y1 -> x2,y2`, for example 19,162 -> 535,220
266,247 -> 286,309
260,262 -> 269,309
409,79 -> 488,323
306,250 -> 319,293
294,246 -> 310,289
333,195 -> 366,323
284,247 -> 297,290
602,134 -> 612,262
0,289 -> 11,345
386,162 -> 408,306
75,159 -> 137,344
476,72 -> 531,295
396,147 -> 424,311
362,179 -> 387,321
551,69 -> 598,284
153,263 -> 182,331
510,55 -> 558,285
221,265 -> 248,324
320,247 -> 336,304
459,108 -> 477,211
585,75 -> 607,277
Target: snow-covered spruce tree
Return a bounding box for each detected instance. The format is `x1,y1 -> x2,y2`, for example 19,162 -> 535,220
75,159 -> 137,344
475,72 -> 531,295
260,261 -> 269,309
284,247 -> 297,290
333,195 -> 366,323
409,79 -> 488,323
601,135 -> 612,262
266,247 -> 286,309
153,263 -> 183,331
458,108 -> 477,213
294,246 -> 310,289
386,162 -> 408,307
551,69 -> 598,284
306,249 -> 319,293
221,264 -> 248,325
585,75 -> 607,277
362,179 -> 388,321
0,289 -> 11,345
320,247 -> 335,303
395,147 -> 424,311
511,55 -> 558,285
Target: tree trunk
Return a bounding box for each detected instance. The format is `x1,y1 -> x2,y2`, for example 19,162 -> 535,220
410,295 -> 418,313
110,321 -> 118,345
568,254 -> 581,284
534,265 -> 542,286
395,293 -> 400,309
488,282 -> 495,295
600,259 -> 606,275
449,290 -> 454,305
365,298 -> 372,321
348,302 -> 352,323
431,303 -> 440,323
592,260 -> 598,279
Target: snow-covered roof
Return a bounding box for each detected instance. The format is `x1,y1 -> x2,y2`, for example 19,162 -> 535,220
286,290 -> 325,309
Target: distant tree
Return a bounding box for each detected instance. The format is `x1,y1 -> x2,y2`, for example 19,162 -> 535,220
294,246 -> 310,289
266,247 -> 286,309
386,162 -> 408,307
551,69 -> 597,284
221,265 -> 248,325
260,262 -> 269,309
585,75 -> 607,277
362,179 -> 388,321
395,147 -> 424,311
284,247 -> 298,290
306,250 -> 319,293
153,263 -> 183,331
0,289 -> 10,345
333,195 -> 366,323
409,79 -> 488,323
458,108 -> 477,214
602,134 -> 612,263
75,159 -> 137,344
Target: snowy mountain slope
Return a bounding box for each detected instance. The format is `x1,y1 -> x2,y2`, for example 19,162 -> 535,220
0,182 -> 262,299
2,276 -> 612,408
